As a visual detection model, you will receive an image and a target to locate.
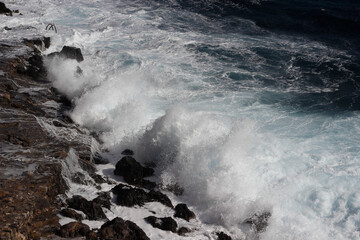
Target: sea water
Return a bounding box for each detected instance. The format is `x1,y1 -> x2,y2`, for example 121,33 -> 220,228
1,0 -> 360,239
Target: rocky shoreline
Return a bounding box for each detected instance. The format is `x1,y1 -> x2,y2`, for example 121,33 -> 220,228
0,2 -> 270,239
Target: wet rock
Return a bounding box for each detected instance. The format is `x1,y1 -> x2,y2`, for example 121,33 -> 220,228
59,208 -> 84,221
98,217 -> 150,240
67,195 -> 107,220
86,230 -> 98,240
148,190 -> 173,208
56,222 -> 90,238
141,179 -> 157,190
0,2 -> 11,15
93,153 -> 109,164
217,231 -> 232,240
112,184 -> 173,208
174,204 -> 196,221
244,211 -> 271,233
24,37 -> 51,49
145,216 -> 177,233
114,156 -> 154,185
57,46 -> 84,62
121,149 -> 134,155
178,227 -> 191,236
93,192 -> 112,209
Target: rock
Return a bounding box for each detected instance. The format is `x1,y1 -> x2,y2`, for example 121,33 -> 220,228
60,46 -> 84,62
56,222 -> 90,238
86,230 -> 98,240
216,232 -> 232,240
0,2 -> 11,15
148,190 -> 173,208
59,208 -> 84,221
121,149 -> 134,155
112,184 -> 150,207
24,37 -> 51,49
114,156 -> 144,184
244,211 -> 271,233
174,204 -> 196,221
178,227 -> 191,236
114,156 -> 154,185
145,216 -> 177,233
67,195 -> 107,220
93,192 -> 112,209
112,184 -> 173,208
93,153 -> 109,164
98,217 -> 150,240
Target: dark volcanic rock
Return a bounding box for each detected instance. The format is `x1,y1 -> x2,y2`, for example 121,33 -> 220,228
57,222 -> 90,238
217,232 -> 232,240
0,2 -> 11,15
174,204 -> 196,221
60,208 -> 84,221
244,211 -> 271,233
98,217 -> 150,240
148,190 -> 173,208
93,192 -> 112,209
24,37 -> 51,49
112,184 -> 173,208
178,227 -> 191,236
114,156 -> 154,185
60,46 -> 84,62
145,216 -> 177,233
114,156 -> 144,184
67,195 -> 107,220
121,149 -> 134,155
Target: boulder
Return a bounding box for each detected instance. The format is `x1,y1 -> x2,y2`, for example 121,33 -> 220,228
148,190 -> 173,208
244,211 -> 271,233
93,192 -> 112,209
112,184 -> 173,208
114,156 -> 154,185
216,232 -> 232,240
121,149 -> 134,155
174,204 -> 196,221
0,2 -> 11,15
60,46 -> 84,62
177,227 -> 191,236
59,208 -> 83,221
98,217 -> 149,240
67,195 -> 107,220
144,216 -> 177,233
56,222 -> 90,238
93,153 -> 109,164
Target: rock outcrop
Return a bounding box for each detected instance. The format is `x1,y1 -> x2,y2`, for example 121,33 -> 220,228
98,217 -> 150,240
174,203 -> 196,221
145,216 -> 178,233
67,195 -> 108,220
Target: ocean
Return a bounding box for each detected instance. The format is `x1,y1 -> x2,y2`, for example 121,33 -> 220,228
2,0 -> 360,239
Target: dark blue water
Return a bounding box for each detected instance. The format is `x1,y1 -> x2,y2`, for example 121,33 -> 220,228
145,0 -> 360,112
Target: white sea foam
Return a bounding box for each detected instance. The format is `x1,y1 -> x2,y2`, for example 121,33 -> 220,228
3,0 -> 360,239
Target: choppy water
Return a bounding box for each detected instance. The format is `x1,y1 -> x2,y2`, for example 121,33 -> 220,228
2,0 -> 360,239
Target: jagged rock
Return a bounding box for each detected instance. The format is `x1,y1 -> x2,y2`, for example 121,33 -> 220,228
0,2 -> 11,15
141,179 -> 157,190
114,156 -> 154,185
93,192 -> 112,209
56,222 -> 90,238
60,46 -> 84,62
148,190 -> 173,208
174,204 -> 196,221
112,184 -> 173,208
98,217 -> 150,240
216,232 -> 232,240
121,149 -> 134,155
178,227 -> 191,236
244,211 -> 271,233
145,216 -> 177,233
67,195 -> 107,220
59,208 -> 84,221
24,37 -> 51,49
114,156 -> 144,184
